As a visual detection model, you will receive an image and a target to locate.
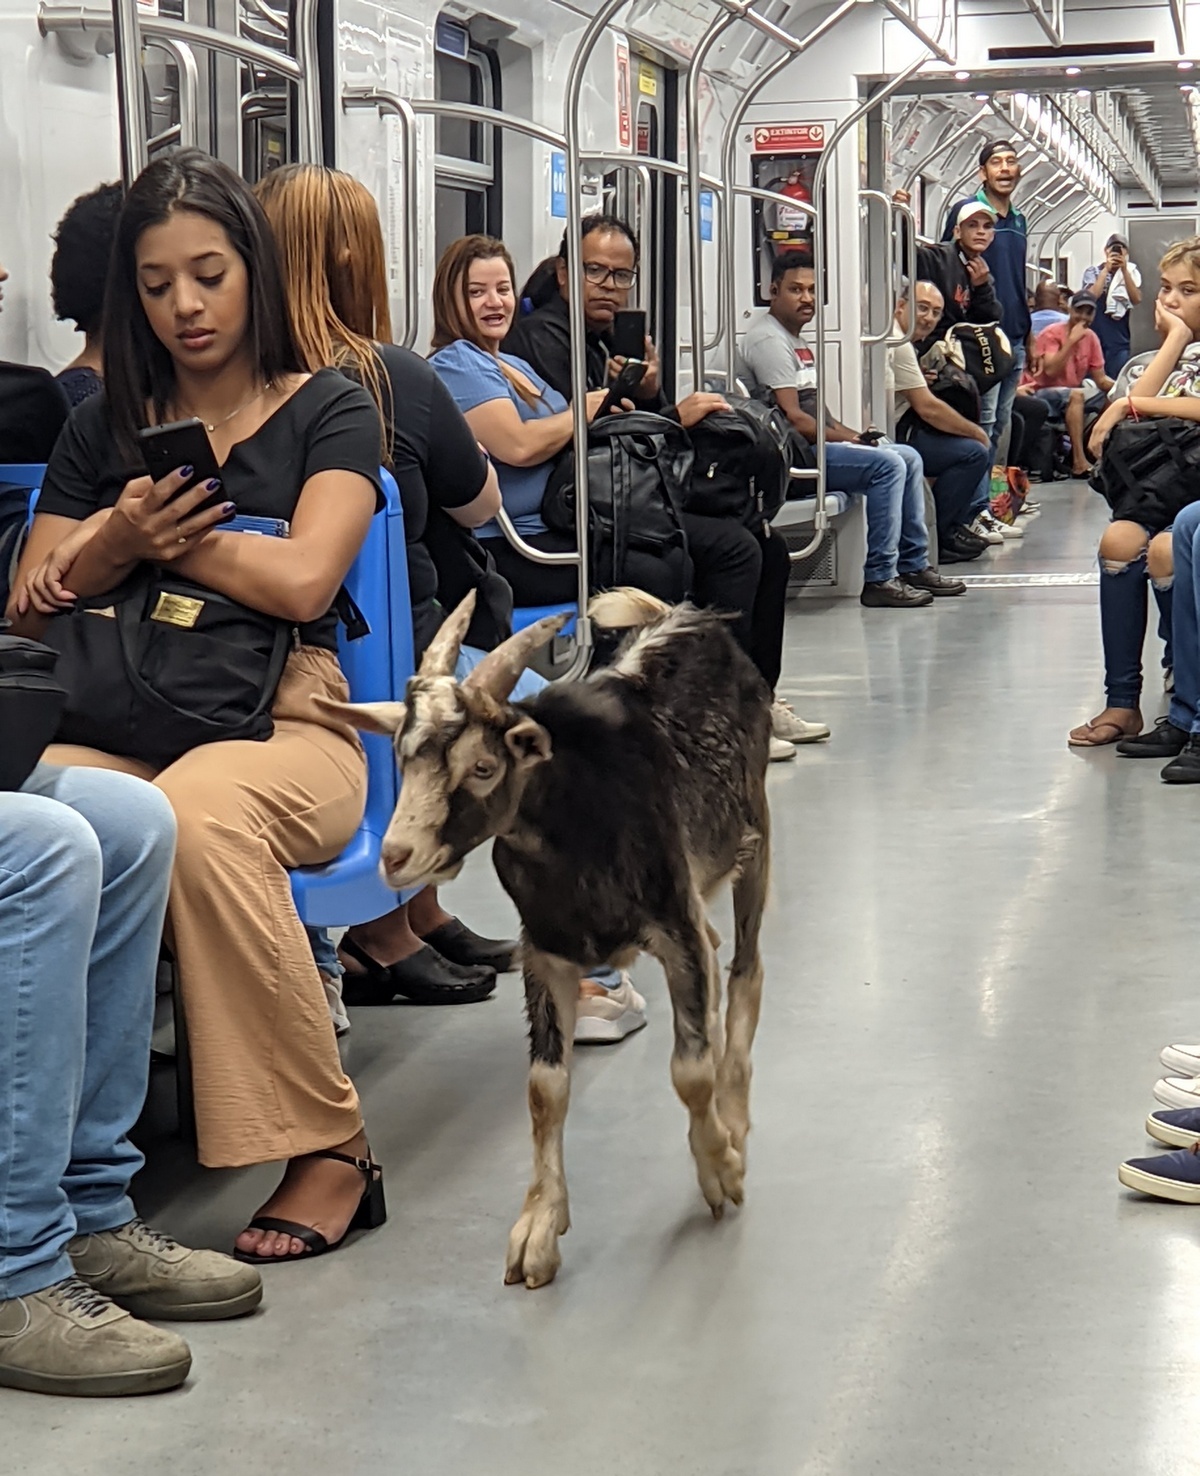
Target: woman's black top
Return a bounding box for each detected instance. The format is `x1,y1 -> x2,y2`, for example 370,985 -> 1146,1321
36,368 -> 383,651
371,343 -> 490,656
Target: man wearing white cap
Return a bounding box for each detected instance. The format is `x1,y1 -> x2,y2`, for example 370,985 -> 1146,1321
916,199 -> 1002,343
1082,234 -> 1142,376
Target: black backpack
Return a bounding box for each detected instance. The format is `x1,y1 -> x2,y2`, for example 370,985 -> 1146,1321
916,344 -> 983,422
541,411 -> 692,598
926,321 -> 1013,391
1090,417 -> 1200,533
683,394 -> 798,533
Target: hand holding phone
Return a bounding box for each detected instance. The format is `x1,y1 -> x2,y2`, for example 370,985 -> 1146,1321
138,418 -> 224,513
611,310 -> 647,362
600,359 -> 647,415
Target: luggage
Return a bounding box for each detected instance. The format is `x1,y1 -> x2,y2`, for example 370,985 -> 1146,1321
1089,416 -> 1200,533
684,393 -> 799,533
541,411 -> 692,598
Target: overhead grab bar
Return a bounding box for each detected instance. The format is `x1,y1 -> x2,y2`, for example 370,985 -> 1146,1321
899,103 -> 990,194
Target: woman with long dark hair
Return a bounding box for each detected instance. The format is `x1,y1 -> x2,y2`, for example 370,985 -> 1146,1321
7,150 -> 386,1265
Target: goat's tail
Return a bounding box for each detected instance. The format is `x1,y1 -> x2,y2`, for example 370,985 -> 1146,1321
587,587 -> 671,630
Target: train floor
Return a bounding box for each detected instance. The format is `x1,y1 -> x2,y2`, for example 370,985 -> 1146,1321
8,479 -> 1200,1475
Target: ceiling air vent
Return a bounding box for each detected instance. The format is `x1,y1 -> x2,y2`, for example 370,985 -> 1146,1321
988,40 -> 1156,60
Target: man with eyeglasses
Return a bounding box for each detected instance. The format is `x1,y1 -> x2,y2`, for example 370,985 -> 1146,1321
505,212 -> 830,753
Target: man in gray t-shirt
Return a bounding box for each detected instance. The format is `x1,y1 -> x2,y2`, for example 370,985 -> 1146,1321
740,254 -> 962,604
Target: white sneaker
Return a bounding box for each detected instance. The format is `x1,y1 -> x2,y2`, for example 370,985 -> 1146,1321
981,508 -> 1024,541
1153,1074 -> 1200,1110
771,698 -> 830,744
969,514 -> 1005,547
768,736 -> 797,762
320,971 -> 351,1038
575,974 -> 648,1044
1161,1042 -> 1200,1076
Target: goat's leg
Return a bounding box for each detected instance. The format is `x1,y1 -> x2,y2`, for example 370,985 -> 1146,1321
719,818 -> 770,1157
649,911 -> 744,1218
505,943 -> 579,1289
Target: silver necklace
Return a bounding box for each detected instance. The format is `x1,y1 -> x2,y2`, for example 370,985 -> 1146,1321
180,380 -> 272,433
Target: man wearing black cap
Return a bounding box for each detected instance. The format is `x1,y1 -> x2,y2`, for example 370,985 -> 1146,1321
1082,234 -> 1142,376
1024,291 -> 1115,477
942,141 -> 1037,468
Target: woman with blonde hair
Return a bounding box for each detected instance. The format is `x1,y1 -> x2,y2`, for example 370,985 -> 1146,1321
256,164 -> 521,1008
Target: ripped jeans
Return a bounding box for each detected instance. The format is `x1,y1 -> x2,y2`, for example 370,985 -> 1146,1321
1100,538 -> 1174,710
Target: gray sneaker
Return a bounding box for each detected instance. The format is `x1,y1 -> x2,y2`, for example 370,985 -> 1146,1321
0,1276 -> 191,1397
70,1218 -> 262,1322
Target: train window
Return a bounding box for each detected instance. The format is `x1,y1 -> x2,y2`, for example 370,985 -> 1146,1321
433,27 -> 501,256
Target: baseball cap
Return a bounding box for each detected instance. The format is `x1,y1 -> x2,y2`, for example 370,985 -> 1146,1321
979,138 -> 1017,166
1105,233 -> 1129,250
950,199 -> 999,232
1070,290 -> 1096,310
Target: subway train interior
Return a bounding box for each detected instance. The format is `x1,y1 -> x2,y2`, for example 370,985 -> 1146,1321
6,0 -> 1200,1465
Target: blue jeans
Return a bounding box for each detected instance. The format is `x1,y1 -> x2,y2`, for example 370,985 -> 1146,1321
0,766 -> 176,1300
825,440 -> 929,583
1100,549 -> 1174,710
903,425 -> 991,536
1169,504 -> 1200,732
981,342 -> 1026,465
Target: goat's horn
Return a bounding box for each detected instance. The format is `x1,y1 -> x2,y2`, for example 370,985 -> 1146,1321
462,612 -> 570,700
419,591 -> 477,678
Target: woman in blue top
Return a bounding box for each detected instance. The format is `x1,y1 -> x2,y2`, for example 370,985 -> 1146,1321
428,234 -> 685,605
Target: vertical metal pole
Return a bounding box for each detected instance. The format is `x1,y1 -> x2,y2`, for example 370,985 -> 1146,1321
561,0 -> 632,678
686,10 -> 737,388
294,0 -> 323,163
111,0 -> 148,183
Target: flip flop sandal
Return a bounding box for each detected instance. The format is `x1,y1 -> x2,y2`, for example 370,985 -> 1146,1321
339,935 -> 496,1005
233,1149 -> 387,1264
1068,720 -> 1139,748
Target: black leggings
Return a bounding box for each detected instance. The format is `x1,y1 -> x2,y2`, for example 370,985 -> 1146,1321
1009,394 -> 1050,474
479,514 -> 790,690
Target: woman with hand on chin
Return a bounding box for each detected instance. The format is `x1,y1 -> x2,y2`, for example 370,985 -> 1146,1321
6,150 -> 387,1265
1070,240 -> 1200,752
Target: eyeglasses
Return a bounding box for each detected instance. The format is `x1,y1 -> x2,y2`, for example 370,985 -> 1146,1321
582,262 -> 637,289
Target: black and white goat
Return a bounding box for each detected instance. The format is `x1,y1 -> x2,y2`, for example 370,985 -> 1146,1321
323,588 -> 771,1287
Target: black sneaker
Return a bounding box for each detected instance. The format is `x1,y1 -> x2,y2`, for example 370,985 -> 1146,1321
1116,718 -> 1189,759
860,578 -> 933,608
1162,736 -> 1200,783
938,526 -> 988,563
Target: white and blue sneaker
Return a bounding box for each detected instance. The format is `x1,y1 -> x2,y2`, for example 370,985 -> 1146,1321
1119,1143 -> 1200,1203
1161,1041 -> 1200,1077
1146,1108 -> 1200,1149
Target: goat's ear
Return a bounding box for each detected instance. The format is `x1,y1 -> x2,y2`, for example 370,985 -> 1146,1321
504,717 -> 552,768
419,591 -> 477,678
313,695 -> 407,736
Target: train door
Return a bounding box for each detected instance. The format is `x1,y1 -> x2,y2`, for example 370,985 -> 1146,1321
433,18 -> 502,259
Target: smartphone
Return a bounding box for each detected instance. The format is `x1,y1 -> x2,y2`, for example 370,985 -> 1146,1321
611,309 -> 647,362
138,418 -> 224,511
601,359 -> 647,415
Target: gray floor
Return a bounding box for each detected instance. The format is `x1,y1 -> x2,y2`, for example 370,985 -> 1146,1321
8,482 -> 1198,1475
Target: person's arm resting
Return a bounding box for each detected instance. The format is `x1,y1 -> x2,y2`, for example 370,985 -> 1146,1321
463,397 -> 572,468
172,469 -> 376,624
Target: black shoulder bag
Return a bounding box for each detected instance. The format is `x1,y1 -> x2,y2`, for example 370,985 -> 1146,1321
0,630 -> 68,790
1090,416 -> 1200,533
42,567 -> 293,768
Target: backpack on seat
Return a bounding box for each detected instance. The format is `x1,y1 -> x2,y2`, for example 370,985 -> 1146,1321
541,410 -> 692,598
683,394 -> 800,534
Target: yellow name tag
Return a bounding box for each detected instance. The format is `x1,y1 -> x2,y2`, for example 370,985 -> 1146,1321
151,592 -> 204,629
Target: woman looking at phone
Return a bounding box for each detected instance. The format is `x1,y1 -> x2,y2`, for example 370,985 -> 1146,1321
6,150 -> 387,1266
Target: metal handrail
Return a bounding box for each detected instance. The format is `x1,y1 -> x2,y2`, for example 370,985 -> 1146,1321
493,508 -> 578,566
810,55 -> 931,561
342,91 -> 421,350
899,103 -> 989,194
151,35 -> 199,152
859,188 -> 899,344
891,196 -> 918,345
241,0 -> 287,36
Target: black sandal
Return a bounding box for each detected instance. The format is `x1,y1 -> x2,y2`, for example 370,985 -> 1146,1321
339,935 -> 496,1006
418,918 -> 519,973
232,1149 -> 387,1264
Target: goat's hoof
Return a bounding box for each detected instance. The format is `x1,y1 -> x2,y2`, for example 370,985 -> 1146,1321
711,1202 -> 724,1221
505,1207 -> 564,1289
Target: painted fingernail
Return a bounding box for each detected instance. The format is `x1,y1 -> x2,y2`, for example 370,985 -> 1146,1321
206,478 -> 222,491
222,502 -> 235,513
180,464 -> 194,477
218,510 -> 236,524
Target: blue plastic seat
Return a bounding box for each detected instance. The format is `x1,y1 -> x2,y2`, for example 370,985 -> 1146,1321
0,464 -> 48,495
512,601 -> 577,635
289,468 -> 416,927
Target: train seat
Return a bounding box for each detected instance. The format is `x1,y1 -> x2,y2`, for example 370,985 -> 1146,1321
512,601 -> 577,635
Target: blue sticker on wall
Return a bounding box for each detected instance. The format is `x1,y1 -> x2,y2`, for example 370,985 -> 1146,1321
551,152 -> 568,218
699,190 -> 714,242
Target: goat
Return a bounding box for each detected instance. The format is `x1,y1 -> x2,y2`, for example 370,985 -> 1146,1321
321,588 -> 772,1287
